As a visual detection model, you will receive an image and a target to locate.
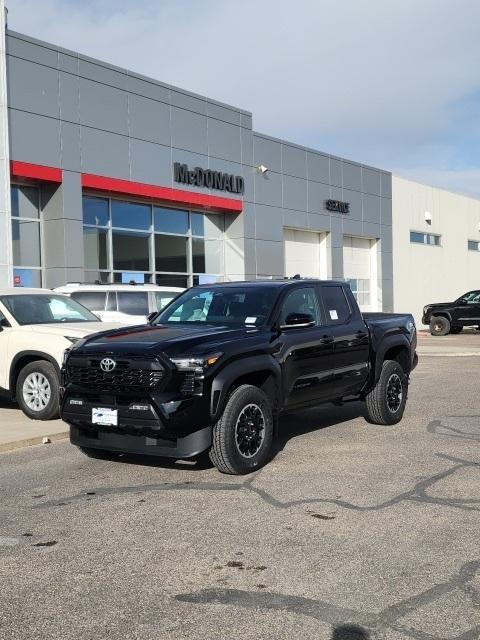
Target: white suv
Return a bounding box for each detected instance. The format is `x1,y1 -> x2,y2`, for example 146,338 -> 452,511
0,289 -> 121,420
54,283 -> 183,325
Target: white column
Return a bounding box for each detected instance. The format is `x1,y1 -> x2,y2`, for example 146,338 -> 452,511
0,0 -> 12,287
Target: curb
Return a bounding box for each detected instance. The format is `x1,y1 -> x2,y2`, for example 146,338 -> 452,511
0,431 -> 69,453
417,352 -> 480,358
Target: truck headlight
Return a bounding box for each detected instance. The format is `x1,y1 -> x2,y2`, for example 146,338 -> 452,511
171,353 -> 222,372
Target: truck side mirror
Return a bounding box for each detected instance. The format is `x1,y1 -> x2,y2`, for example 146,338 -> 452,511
280,312 -> 315,329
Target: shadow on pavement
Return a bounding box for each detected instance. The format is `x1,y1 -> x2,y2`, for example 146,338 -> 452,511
98,401 -> 365,472
331,625 -> 371,639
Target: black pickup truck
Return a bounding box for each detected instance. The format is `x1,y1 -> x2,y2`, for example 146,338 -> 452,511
422,290 -> 480,335
61,280 -> 417,475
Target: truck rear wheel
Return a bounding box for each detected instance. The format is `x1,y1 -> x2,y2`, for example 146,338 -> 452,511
209,384 -> 274,475
16,360 -> 60,421
364,360 -> 408,426
429,316 -> 450,336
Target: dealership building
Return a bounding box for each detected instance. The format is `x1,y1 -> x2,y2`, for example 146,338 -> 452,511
1,21 -> 480,327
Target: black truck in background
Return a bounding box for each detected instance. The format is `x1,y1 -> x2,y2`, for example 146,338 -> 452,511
422,290 -> 480,336
61,280 -> 417,475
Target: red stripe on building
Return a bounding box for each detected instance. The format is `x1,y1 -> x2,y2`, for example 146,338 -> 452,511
10,161 -> 63,183
81,174 -> 243,214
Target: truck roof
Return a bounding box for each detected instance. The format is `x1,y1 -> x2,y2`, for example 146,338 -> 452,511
194,279 -> 346,288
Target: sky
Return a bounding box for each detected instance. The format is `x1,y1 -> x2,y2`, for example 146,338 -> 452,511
6,0 -> 480,196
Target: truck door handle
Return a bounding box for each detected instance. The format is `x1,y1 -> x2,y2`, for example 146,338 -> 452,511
320,335 -> 334,345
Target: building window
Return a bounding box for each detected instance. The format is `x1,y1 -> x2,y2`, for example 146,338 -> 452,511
11,185 -> 42,287
345,278 -> 370,306
410,231 -> 441,246
468,240 -> 480,251
82,196 -> 225,286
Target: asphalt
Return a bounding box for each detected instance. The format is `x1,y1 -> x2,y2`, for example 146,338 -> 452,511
0,337 -> 479,639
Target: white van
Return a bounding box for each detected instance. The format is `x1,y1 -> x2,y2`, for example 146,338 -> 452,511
54,283 -> 184,325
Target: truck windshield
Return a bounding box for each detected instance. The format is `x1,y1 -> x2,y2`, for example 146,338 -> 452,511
0,294 -> 100,325
153,286 -> 278,327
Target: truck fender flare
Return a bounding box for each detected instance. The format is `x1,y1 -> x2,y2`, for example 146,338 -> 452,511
210,355 -> 281,421
372,335 -> 411,385
430,310 -> 452,322
9,351 -> 61,393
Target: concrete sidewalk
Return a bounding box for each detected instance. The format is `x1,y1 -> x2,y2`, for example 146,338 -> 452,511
0,398 -> 67,452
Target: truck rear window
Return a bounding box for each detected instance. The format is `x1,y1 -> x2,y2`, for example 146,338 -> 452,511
321,286 -> 351,323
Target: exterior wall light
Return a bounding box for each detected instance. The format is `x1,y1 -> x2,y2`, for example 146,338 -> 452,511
257,164 -> 269,174
424,211 -> 432,224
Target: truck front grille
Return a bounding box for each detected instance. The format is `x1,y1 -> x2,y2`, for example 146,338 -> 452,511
67,355 -> 165,392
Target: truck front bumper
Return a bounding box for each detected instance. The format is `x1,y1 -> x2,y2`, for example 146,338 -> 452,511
61,390 -> 212,459
70,423 -> 212,459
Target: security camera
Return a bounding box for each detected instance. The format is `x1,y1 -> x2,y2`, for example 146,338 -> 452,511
257,164 -> 269,174
424,211 -> 432,224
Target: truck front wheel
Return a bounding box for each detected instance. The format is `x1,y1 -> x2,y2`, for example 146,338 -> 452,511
209,384 -> 274,475
364,360 -> 408,426
429,316 -> 450,336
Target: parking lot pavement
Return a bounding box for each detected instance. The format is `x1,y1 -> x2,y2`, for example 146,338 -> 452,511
417,330 -> 480,356
0,398 -> 67,452
1,347 -> 480,639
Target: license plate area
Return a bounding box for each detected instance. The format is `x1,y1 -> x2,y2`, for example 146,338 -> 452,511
92,407 -> 118,426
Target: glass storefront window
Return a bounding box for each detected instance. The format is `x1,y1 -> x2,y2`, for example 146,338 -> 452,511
155,274 -> 189,288
112,231 -> 150,271
155,234 -> 188,272
11,186 -> 40,219
111,200 -> 151,230
83,227 -> 108,270
12,219 -> 41,267
83,196 -> 109,226
113,272 -> 152,284
82,196 -> 224,287
191,212 -> 204,237
154,207 -> 189,235
13,268 -> 41,288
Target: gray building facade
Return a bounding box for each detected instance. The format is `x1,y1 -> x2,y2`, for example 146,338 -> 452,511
3,29 -> 393,312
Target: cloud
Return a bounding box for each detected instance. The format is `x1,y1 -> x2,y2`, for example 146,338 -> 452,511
6,0 -> 480,195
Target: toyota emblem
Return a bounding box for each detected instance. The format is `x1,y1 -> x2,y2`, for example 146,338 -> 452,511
100,357 -> 116,372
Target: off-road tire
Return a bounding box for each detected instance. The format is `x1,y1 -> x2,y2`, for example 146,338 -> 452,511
16,360 -> 60,421
449,326 -> 463,334
429,316 -> 450,336
364,360 -> 408,426
78,446 -> 120,460
209,384 -> 274,475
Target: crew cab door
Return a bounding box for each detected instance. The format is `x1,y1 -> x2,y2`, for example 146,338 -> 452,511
455,291 -> 480,325
275,286 -> 335,408
318,284 -> 370,398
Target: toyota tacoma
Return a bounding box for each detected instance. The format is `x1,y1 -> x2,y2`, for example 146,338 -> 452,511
61,280 -> 417,474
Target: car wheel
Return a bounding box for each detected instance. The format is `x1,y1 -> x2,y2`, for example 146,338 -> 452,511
209,384 -> 274,475
364,360 -> 408,426
449,326 -> 463,334
16,360 -> 59,421
429,316 -> 450,336
78,446 -> 120,460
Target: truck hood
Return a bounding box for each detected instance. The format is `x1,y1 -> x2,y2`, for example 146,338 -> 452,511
30,321 -> 123,337
72,323 -> 261,356
424,302 -> 454,309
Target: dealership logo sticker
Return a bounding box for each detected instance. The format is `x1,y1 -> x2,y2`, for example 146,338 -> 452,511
100,358 -> 116,372
174,162 -> 244,194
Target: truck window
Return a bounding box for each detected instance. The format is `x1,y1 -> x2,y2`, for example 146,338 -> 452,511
117,292 -> 149,316
280,287 -> 320,325
71,291 -> 106,312
321,286 -> 351,324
